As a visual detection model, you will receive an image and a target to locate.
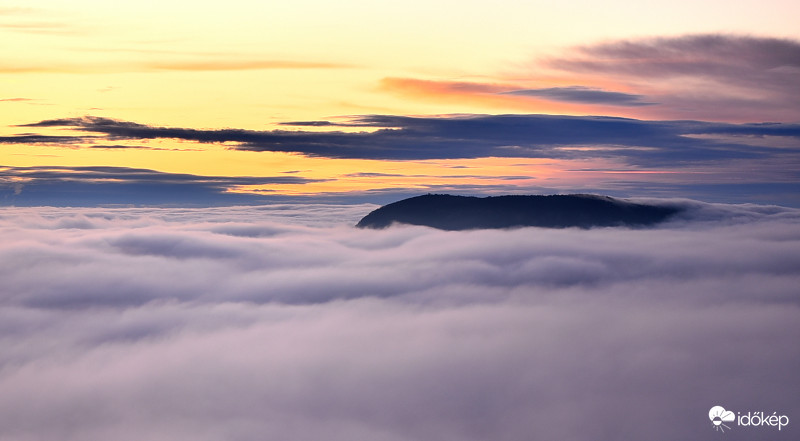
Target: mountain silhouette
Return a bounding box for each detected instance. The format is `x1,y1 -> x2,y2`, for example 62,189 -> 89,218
356,194 -> 682,230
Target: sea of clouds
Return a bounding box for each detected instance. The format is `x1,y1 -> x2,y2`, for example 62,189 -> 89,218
0,200 -> 798,441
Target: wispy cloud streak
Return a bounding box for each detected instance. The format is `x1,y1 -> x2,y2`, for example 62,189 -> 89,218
502,86 -> 653,106
0,59 -> 350,74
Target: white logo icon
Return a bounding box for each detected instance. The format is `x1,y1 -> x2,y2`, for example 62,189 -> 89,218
709,406 -> 735,432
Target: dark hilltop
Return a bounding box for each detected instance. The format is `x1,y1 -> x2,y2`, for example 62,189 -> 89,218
356,194 -> 682,230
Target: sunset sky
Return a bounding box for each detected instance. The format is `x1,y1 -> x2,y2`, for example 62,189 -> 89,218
2,4 -> 800,441
2,0 -> 800,205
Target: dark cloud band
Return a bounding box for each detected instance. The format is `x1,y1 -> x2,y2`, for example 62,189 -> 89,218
16,114 -> 800,165
501,86 -> 654,106
0,165 -> 322,206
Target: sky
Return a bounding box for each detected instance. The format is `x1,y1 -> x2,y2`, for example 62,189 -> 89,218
1,0 -> 800,206
2,3 -> 800,440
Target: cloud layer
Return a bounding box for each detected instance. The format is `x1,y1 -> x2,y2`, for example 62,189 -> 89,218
0,201 -> 798,441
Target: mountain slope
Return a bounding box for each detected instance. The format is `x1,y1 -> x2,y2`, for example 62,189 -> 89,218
356,194 -> 681,230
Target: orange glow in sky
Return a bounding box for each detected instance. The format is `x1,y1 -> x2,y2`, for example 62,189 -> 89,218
2,0 -> 799,205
